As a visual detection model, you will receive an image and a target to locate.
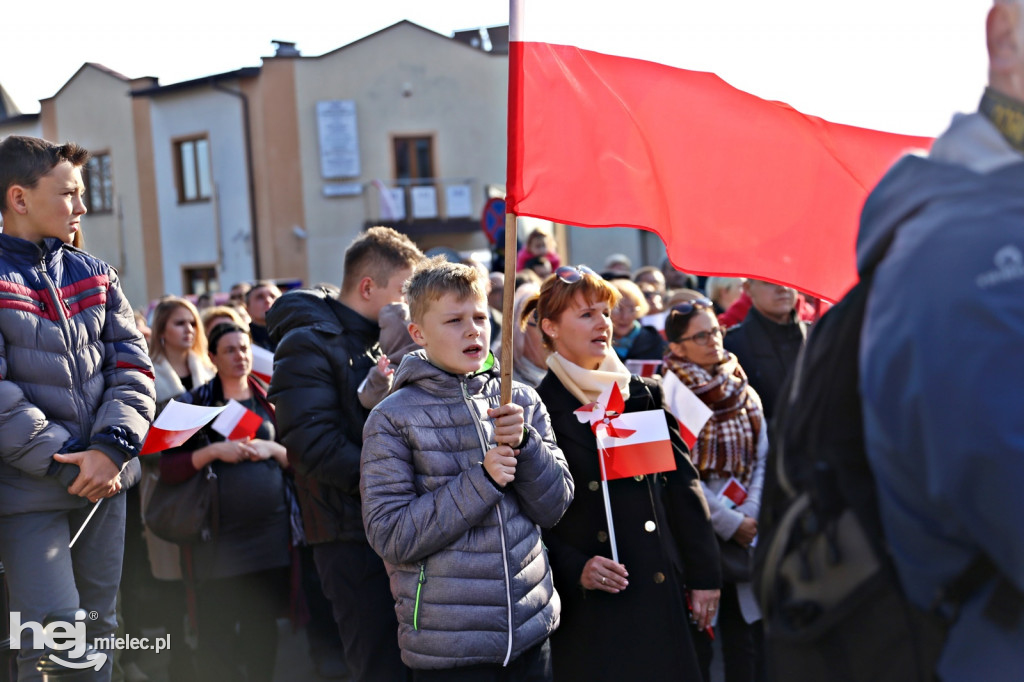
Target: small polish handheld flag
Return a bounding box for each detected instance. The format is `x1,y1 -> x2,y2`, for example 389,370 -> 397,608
719,477 -> 749,509
595,410 -> 676,481
662,371 -> 713,450
251,345 -> 274,384
141,400 -> 227,455
211,400 -> 263,441
625,359 -> 661,378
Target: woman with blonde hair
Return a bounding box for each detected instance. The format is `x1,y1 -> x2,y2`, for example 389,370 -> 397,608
510,282 -> 550,388
609,278 -> 666,362
531,264 -> 720,680
144,297 -> 216,678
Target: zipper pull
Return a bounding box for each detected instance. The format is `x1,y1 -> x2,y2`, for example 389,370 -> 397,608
418,563 -> 427,585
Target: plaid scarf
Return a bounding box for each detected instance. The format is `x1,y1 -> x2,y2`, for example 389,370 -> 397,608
662,353 -> 763,485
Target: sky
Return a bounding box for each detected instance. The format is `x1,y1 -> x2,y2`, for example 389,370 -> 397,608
1,0 -> 993,138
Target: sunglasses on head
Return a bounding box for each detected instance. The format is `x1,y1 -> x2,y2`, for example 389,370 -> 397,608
670,297 -> 713,316
555,265 -> 597,284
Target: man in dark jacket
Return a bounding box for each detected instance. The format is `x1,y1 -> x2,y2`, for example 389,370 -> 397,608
860,2 -> 1024,678
268,226 -> 424,681
723,279 -> 807,422
0,136 -> 156,681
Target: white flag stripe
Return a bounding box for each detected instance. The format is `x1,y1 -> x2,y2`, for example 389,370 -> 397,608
152,399 -> 226,430
251,345 -> 274,378
662,371 -> 713,436
597,410 -> 669,448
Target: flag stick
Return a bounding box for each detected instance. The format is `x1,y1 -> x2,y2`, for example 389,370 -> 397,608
499,210 -> 518,405
69,499 -> 103,549
595,434 -> 620,564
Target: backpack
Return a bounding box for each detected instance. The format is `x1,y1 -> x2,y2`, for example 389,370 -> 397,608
753,251 -> 1014,682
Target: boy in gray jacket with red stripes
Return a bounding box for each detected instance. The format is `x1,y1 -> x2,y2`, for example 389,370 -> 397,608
0,136 -> 155,680
361,259 -> 574,679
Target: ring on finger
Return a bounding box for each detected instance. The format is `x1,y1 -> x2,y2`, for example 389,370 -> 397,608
601,576 -> 607,585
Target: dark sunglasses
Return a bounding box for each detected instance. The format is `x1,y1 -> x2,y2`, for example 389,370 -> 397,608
670,297 -> 713,316
555,264 -> 597,284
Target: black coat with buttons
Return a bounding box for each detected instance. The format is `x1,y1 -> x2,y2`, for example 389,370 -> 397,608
537,372 -> 720,681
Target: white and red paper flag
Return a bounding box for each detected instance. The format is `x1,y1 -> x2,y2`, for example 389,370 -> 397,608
506,0 -> 935,302
595,411 -> 675,481
625,359 -> 661,379
719,478 -> 749,509
575,382 -> 676,481
141,400 -> 226,455
662,371 -> 714,451
211,400 -> 263,441
251,345 -> 273,384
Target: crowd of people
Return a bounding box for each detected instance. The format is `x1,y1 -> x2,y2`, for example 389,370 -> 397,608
1,4 -> 1023,680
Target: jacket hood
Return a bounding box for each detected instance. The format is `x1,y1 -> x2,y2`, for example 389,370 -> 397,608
391,349 -> 498,396
856,156 -> 1024,275
858,113 -> 1024,275
267,286 -> 341,343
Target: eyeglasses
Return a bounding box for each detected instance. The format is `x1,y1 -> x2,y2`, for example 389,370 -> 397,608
670,297 -> 713,316
676,326 -> 724,346
555,264 -> 597,284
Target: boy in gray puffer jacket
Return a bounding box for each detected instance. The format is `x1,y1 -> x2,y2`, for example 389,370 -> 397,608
361,259 -> 574,679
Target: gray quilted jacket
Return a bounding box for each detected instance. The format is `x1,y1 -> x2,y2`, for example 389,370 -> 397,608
361,350 -> 574,670
0,235 -> 155,514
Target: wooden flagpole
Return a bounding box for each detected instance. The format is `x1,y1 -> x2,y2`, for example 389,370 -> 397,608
500,211 -> 518,405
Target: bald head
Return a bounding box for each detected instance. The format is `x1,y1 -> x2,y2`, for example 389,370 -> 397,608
988,0 -> 1024,100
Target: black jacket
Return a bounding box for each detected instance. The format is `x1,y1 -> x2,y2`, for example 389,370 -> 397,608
267,287 -> 380,544
537,372 -> 719,680
723,307 -> 807,421
620,324 -> 666,361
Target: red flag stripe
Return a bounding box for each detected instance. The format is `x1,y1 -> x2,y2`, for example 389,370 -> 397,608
600,440 -> 676,481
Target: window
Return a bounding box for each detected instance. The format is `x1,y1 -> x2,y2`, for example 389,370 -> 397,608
393,136 -> 435,182
393,136 -> 436,219
182,265 -> 218,296
84,153 -> 114,213
174,136 -> 213,203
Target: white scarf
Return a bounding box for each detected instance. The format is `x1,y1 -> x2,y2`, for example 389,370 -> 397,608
546,350 -> 632,406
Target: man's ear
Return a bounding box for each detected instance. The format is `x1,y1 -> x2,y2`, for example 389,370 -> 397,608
408,321 -> 426,347
358,276 -> 375,301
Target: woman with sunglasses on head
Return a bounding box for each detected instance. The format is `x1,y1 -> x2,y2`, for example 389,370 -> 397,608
662,299 -> 768,682
527,265 -> 721,681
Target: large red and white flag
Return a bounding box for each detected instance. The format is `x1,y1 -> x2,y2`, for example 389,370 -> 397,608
141,400 -> 226,455
662,371 -> 714,450
251,345 -> 273,384
506,0 -> 936,302
211,400 -> 263,442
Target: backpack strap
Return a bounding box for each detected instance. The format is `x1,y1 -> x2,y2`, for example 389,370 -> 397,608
935,554 -> 1024,630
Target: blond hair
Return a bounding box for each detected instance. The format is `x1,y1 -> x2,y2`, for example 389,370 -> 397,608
404,257 -> 488,323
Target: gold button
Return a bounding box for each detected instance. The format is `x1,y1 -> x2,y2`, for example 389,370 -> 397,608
633,474 -> 645,482
644,521 -> 656,532
588,481 -> 600,492
653,572 -> 665,584
597,531 -> 608,543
